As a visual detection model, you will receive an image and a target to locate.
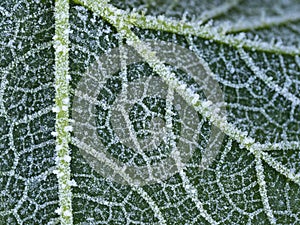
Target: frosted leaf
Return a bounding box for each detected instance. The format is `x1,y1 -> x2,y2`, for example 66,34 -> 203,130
1,0 -> 300,224
0,0 -> 58,224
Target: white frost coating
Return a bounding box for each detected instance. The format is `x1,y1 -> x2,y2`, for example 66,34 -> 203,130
191,93 -> 199,105
75,3 -> 300,225
63,1 -> 299,224
51,131 -> 58,137
123,6 -> 300,55
56,171 -> 64,178
63,97 -> 70,104
253,141 -> 300,151
215,139 -> 254,216
55,42 -> 68,54
56,145 -> 63,151
54,0 -> 73,224
63,155 -> 72,163
260,151 -> 300,185
55,207 -> 62,215
52,106 -> 60,113
62,105 -> 68,111
239,48 -> 300,106
166,86 -> 217,224
63,210 -> 72,217
71,137 -> 168,225
224,11 -> 300,33
67,179 -> 78,187
202,100 -> 212,108
254,155 -> 276,225
240,137 -> 256,148
66,74 -> 72,81
64,126 -> 73,132
198,0 -> 240,24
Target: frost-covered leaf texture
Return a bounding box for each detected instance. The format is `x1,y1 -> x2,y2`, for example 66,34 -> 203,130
0,0 -> 59,224
1,0 -> 300,224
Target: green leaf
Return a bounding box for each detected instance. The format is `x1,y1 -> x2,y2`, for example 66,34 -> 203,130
1,0 -> 300,224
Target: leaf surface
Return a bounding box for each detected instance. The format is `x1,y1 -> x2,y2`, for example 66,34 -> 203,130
0,0 -> 299,224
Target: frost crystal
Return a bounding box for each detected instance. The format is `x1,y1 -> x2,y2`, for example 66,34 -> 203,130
191,93 -> 199,105
66,74 -> 72,80
67,179 -> 78,187
64,126 -> 73,132
51,131 -> 58,137
55,208 -> 62,215
63,155 -> 72,162
63,97 -> 70,104
202,100 -> 212,108
62,105 -> 68,111
63,210 -> 72,217
52,106 -> 61,113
